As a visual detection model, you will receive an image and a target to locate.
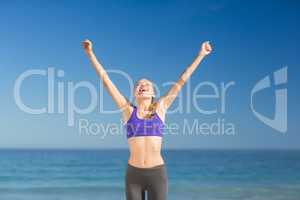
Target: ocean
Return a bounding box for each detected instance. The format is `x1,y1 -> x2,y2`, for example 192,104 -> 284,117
0,149 -> 299,200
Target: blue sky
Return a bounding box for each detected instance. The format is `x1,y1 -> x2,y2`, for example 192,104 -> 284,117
1,0 -> 299,149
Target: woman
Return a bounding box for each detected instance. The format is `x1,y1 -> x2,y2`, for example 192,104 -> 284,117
82,39 -> 212,200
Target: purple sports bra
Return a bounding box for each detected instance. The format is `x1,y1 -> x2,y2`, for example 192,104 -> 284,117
125,106 -> 164,139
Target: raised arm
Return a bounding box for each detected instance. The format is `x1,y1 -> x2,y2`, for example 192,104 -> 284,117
82,39 -> 131,116
158,41 -> 212,111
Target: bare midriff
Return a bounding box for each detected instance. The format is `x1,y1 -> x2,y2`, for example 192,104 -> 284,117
127,136 -> 164,168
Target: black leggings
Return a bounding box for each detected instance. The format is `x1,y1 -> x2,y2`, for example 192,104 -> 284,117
125,163 -> 168,200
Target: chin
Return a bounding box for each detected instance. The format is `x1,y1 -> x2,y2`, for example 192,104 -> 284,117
136,94 -> 153,100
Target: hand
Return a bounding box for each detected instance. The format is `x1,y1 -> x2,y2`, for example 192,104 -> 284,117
199,41 -> 212,56
82,39 -> 93,52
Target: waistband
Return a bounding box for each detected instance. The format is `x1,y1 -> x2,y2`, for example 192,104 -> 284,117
127,163 -> 166,172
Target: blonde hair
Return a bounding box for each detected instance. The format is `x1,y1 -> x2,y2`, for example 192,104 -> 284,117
148,97 -> 157,116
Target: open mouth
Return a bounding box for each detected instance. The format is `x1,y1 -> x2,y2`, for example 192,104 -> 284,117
138,87 -> 151,95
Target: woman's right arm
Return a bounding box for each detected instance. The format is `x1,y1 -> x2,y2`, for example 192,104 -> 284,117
82,39 -> 132,121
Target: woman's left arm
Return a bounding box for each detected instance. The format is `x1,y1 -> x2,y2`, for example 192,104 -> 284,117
157,41 -> 212,112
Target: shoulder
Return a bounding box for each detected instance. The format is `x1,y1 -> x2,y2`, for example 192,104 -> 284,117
122,104 -> 135,124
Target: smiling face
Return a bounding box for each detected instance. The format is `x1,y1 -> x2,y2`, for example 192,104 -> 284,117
134,79 -> 155,101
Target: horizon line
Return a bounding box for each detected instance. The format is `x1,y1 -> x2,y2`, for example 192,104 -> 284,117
0,147 -> 299,151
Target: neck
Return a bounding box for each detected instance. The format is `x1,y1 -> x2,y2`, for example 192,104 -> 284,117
136,98 -> 152,111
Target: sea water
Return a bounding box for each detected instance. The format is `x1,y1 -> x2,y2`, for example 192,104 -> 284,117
0,149 -> 299,200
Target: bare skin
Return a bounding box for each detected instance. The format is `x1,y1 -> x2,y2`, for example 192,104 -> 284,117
82,39 -> 212,168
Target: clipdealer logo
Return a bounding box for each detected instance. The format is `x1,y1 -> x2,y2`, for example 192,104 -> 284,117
13,67 -> 288,135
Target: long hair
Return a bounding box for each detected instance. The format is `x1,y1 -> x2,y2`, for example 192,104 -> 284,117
148,96 -> 157,116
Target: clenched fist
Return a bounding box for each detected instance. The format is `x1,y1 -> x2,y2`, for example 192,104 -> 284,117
199,41 -> 212,56
82,39 -> 93,52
